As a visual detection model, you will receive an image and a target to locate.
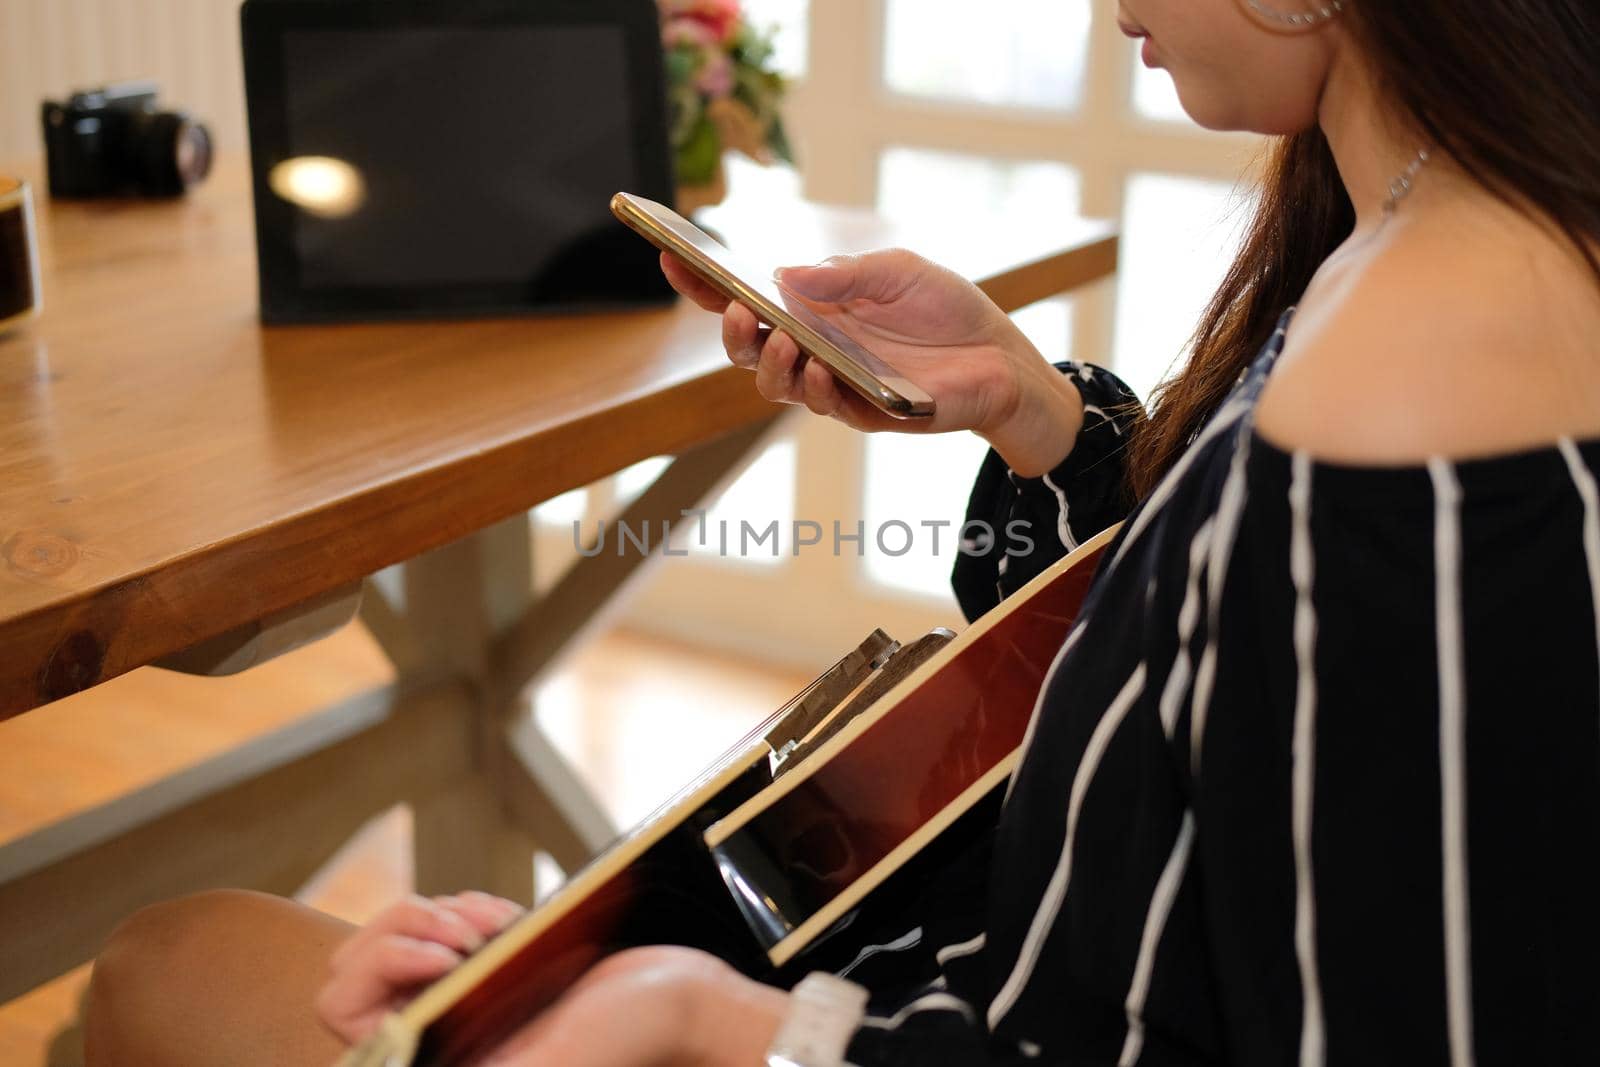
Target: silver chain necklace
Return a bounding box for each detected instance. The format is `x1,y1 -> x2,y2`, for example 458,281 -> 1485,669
1384,147 -> 1432,217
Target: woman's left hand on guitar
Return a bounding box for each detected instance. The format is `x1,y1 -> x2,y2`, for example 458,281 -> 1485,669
318,896 -> 787,1065
317,892 -> 528,1045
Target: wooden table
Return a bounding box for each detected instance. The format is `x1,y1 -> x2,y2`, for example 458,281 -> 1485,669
0,159 -> 1117,1002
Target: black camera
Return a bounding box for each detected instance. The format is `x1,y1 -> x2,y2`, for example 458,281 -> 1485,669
42,82 -> 214,198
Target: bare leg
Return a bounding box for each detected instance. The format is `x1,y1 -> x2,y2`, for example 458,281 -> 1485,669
84,890 -> 354,1067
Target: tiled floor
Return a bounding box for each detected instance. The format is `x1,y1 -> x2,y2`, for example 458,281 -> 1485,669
0,622 -> 812,1065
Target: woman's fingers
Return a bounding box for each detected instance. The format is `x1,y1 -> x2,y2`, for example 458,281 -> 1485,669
366,935 -> 463,987
660,253 -> 730,312
747,328 -> 891,429
330,896 -> 483,972
722,301 -> 765,368
800,357 -> 846,418
316,893 -> 515,1046
436,892 -> 524,941
317,935 -> 462,1043
754,330 -> 805,404
798,362 -> 901,433
725,304 -> 903,429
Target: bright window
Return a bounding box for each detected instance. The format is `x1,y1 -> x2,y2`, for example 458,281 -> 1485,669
1131,52 -> 1189,123
615,456 -> 672,504
861,430 -> 988,597
876,146 -> 1082,225
1112,173 -> 1247,402
685,437 -> 798,566
882,0 -> 1092,112
724,152 -> 802,203
742,0 -> 810,79
534,488 -> 587,526
608,442 -> 799,567
876,145 -> 1080,360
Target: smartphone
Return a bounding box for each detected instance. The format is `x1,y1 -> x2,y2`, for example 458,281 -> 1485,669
611,192 -> 935,419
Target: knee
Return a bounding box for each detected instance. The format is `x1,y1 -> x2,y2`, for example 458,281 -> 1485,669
93,889 -> 276,988
85,890 -> 288,1065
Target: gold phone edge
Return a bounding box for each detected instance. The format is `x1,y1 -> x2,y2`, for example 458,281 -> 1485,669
611,195 -> 931,419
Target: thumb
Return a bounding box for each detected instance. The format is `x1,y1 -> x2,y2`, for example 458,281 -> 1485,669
775,250 -> 923,304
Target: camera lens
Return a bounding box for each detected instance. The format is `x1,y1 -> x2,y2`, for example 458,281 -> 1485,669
173,121 -> 212,185
135,112 -> 213,196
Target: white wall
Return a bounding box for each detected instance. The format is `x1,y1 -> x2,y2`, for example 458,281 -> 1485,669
0,0 -> 248,164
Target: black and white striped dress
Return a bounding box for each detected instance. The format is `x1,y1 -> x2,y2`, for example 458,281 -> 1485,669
842,309 -> 1600,1066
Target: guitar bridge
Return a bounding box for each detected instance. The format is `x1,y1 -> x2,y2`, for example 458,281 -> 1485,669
762,629 -> 897,770
763,627 -> 956,778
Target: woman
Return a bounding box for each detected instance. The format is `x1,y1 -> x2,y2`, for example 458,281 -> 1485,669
85,0 -> 1600,1063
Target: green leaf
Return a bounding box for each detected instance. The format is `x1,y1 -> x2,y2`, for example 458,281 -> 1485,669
767,117 -> 796,166
676,113 -> 722,185
668,84 -> 704,149
665,48 -> 698,86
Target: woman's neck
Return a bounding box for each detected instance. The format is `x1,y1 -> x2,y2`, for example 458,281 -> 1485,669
1316,49 -> 1429,232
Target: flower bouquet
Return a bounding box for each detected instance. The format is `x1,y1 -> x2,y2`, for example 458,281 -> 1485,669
660,0 -> 795,213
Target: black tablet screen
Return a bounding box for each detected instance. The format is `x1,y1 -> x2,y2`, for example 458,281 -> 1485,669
280,26 -> 638,293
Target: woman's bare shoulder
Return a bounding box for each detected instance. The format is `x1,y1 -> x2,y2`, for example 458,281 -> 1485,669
1253,211 -> 1600,466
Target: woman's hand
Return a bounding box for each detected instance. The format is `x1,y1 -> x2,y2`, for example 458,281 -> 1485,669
661,248 -> 1085,476
315,892 -> 524,1046
318,901 -> 784,1066
479,946 -> 787,1067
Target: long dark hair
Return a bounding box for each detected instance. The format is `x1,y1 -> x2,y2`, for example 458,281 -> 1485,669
1125,1 -> 1600,500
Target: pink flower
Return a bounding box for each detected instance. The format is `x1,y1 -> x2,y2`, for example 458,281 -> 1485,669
664,16 -> 715,48
695,51 -> 736,97
661,0 -> 741,44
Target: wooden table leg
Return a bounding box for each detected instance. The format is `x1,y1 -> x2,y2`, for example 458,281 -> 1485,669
409,777 -> 542,905
392,518 -> 547,905
373,417 -> 787,901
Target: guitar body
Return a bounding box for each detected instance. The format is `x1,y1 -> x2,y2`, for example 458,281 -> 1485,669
343,525 -> 1118,1067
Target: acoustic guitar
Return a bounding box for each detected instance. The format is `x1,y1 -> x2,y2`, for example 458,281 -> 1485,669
340,524 -> 1120,1067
